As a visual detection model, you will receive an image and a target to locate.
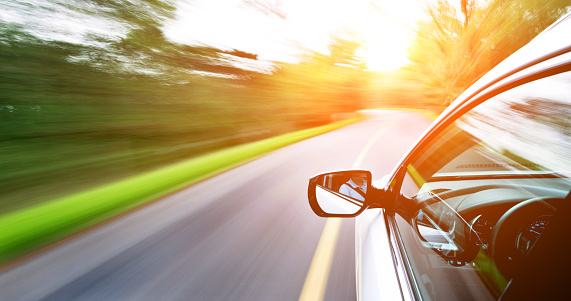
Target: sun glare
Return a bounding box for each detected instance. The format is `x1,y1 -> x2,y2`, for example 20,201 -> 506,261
165,0 -> 424,70
357,27 -> 413,71
360,45 -> 410,71
356,0 -> 423,71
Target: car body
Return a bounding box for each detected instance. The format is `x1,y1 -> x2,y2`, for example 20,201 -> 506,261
308,12 -> 571,301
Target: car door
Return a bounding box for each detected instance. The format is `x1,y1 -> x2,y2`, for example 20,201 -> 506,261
386,68 -> 571,300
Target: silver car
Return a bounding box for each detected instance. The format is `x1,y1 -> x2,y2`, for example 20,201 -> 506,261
308,12 -> 571,301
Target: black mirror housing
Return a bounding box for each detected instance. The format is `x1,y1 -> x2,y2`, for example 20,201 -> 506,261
308,170 -> 372,217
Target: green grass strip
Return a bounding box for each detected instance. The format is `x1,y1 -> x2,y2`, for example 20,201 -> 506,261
0,118 -> 360,264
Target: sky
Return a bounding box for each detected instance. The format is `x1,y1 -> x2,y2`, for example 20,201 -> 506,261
0,0 -> 129,46
164,0 -> 430,71
0,0 -> 441,71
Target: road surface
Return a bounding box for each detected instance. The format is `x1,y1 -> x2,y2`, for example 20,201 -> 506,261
0,110 -> 432,301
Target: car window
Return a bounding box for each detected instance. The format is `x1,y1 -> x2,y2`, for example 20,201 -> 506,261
396,71 -> 571,300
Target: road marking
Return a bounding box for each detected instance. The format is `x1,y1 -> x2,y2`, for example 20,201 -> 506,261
298,218 -> 343,301
299,121 -> 395,301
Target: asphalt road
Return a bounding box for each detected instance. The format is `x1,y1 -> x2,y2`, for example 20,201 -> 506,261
0,110 -> 432,301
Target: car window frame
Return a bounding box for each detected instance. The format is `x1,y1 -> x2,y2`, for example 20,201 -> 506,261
386,55 -> 571,194
382,57 -> 571,301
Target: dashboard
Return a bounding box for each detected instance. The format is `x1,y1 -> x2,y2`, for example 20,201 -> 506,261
456,187 -> 564,275
469,214 -> 494,246
417,182 -> 568,276
516,215 -> 552,255
469,209 -> 553,255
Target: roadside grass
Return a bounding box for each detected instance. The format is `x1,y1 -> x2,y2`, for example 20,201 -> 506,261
0,118 -> 360,265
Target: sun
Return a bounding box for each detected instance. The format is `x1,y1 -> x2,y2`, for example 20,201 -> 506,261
354,1 -> 420,71
358,39 -> 411,71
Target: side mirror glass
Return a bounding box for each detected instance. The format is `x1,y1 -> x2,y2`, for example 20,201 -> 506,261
308,170 -> 371,217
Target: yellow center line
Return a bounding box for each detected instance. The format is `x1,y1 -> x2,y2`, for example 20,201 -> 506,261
298,218 -> 343,301
298,120 -> 396,301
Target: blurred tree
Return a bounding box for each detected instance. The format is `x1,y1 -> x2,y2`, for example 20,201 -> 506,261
243,0 -> 286,19
248,35 -> 369,128
0,0 -> 268,213
461,0 -> 476,28
405,0 -> 571,107
85,0 -> 176,27
226,49 -> 259,60
0,0 -> 370,213
406,0 -> 465,105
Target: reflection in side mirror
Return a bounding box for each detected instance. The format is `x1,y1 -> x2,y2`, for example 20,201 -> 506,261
308,170 -> 371,217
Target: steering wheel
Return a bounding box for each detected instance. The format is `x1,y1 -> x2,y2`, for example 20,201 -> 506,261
490,197 -> 558,278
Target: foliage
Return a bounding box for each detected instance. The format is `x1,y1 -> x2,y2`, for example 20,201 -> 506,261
0,1 -> 367,214
249,36 -> 369,128
405,0 -> 571,106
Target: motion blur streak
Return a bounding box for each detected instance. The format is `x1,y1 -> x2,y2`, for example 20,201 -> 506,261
2,0 -> 568,218
0,0 -> 372,216
0,111 -> 432,300
2,0 -> 568,299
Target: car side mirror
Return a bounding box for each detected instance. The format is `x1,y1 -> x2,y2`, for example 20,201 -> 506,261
308,170 -> 371,217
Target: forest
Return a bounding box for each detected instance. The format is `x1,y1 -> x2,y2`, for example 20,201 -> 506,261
1,0 -> 570,214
